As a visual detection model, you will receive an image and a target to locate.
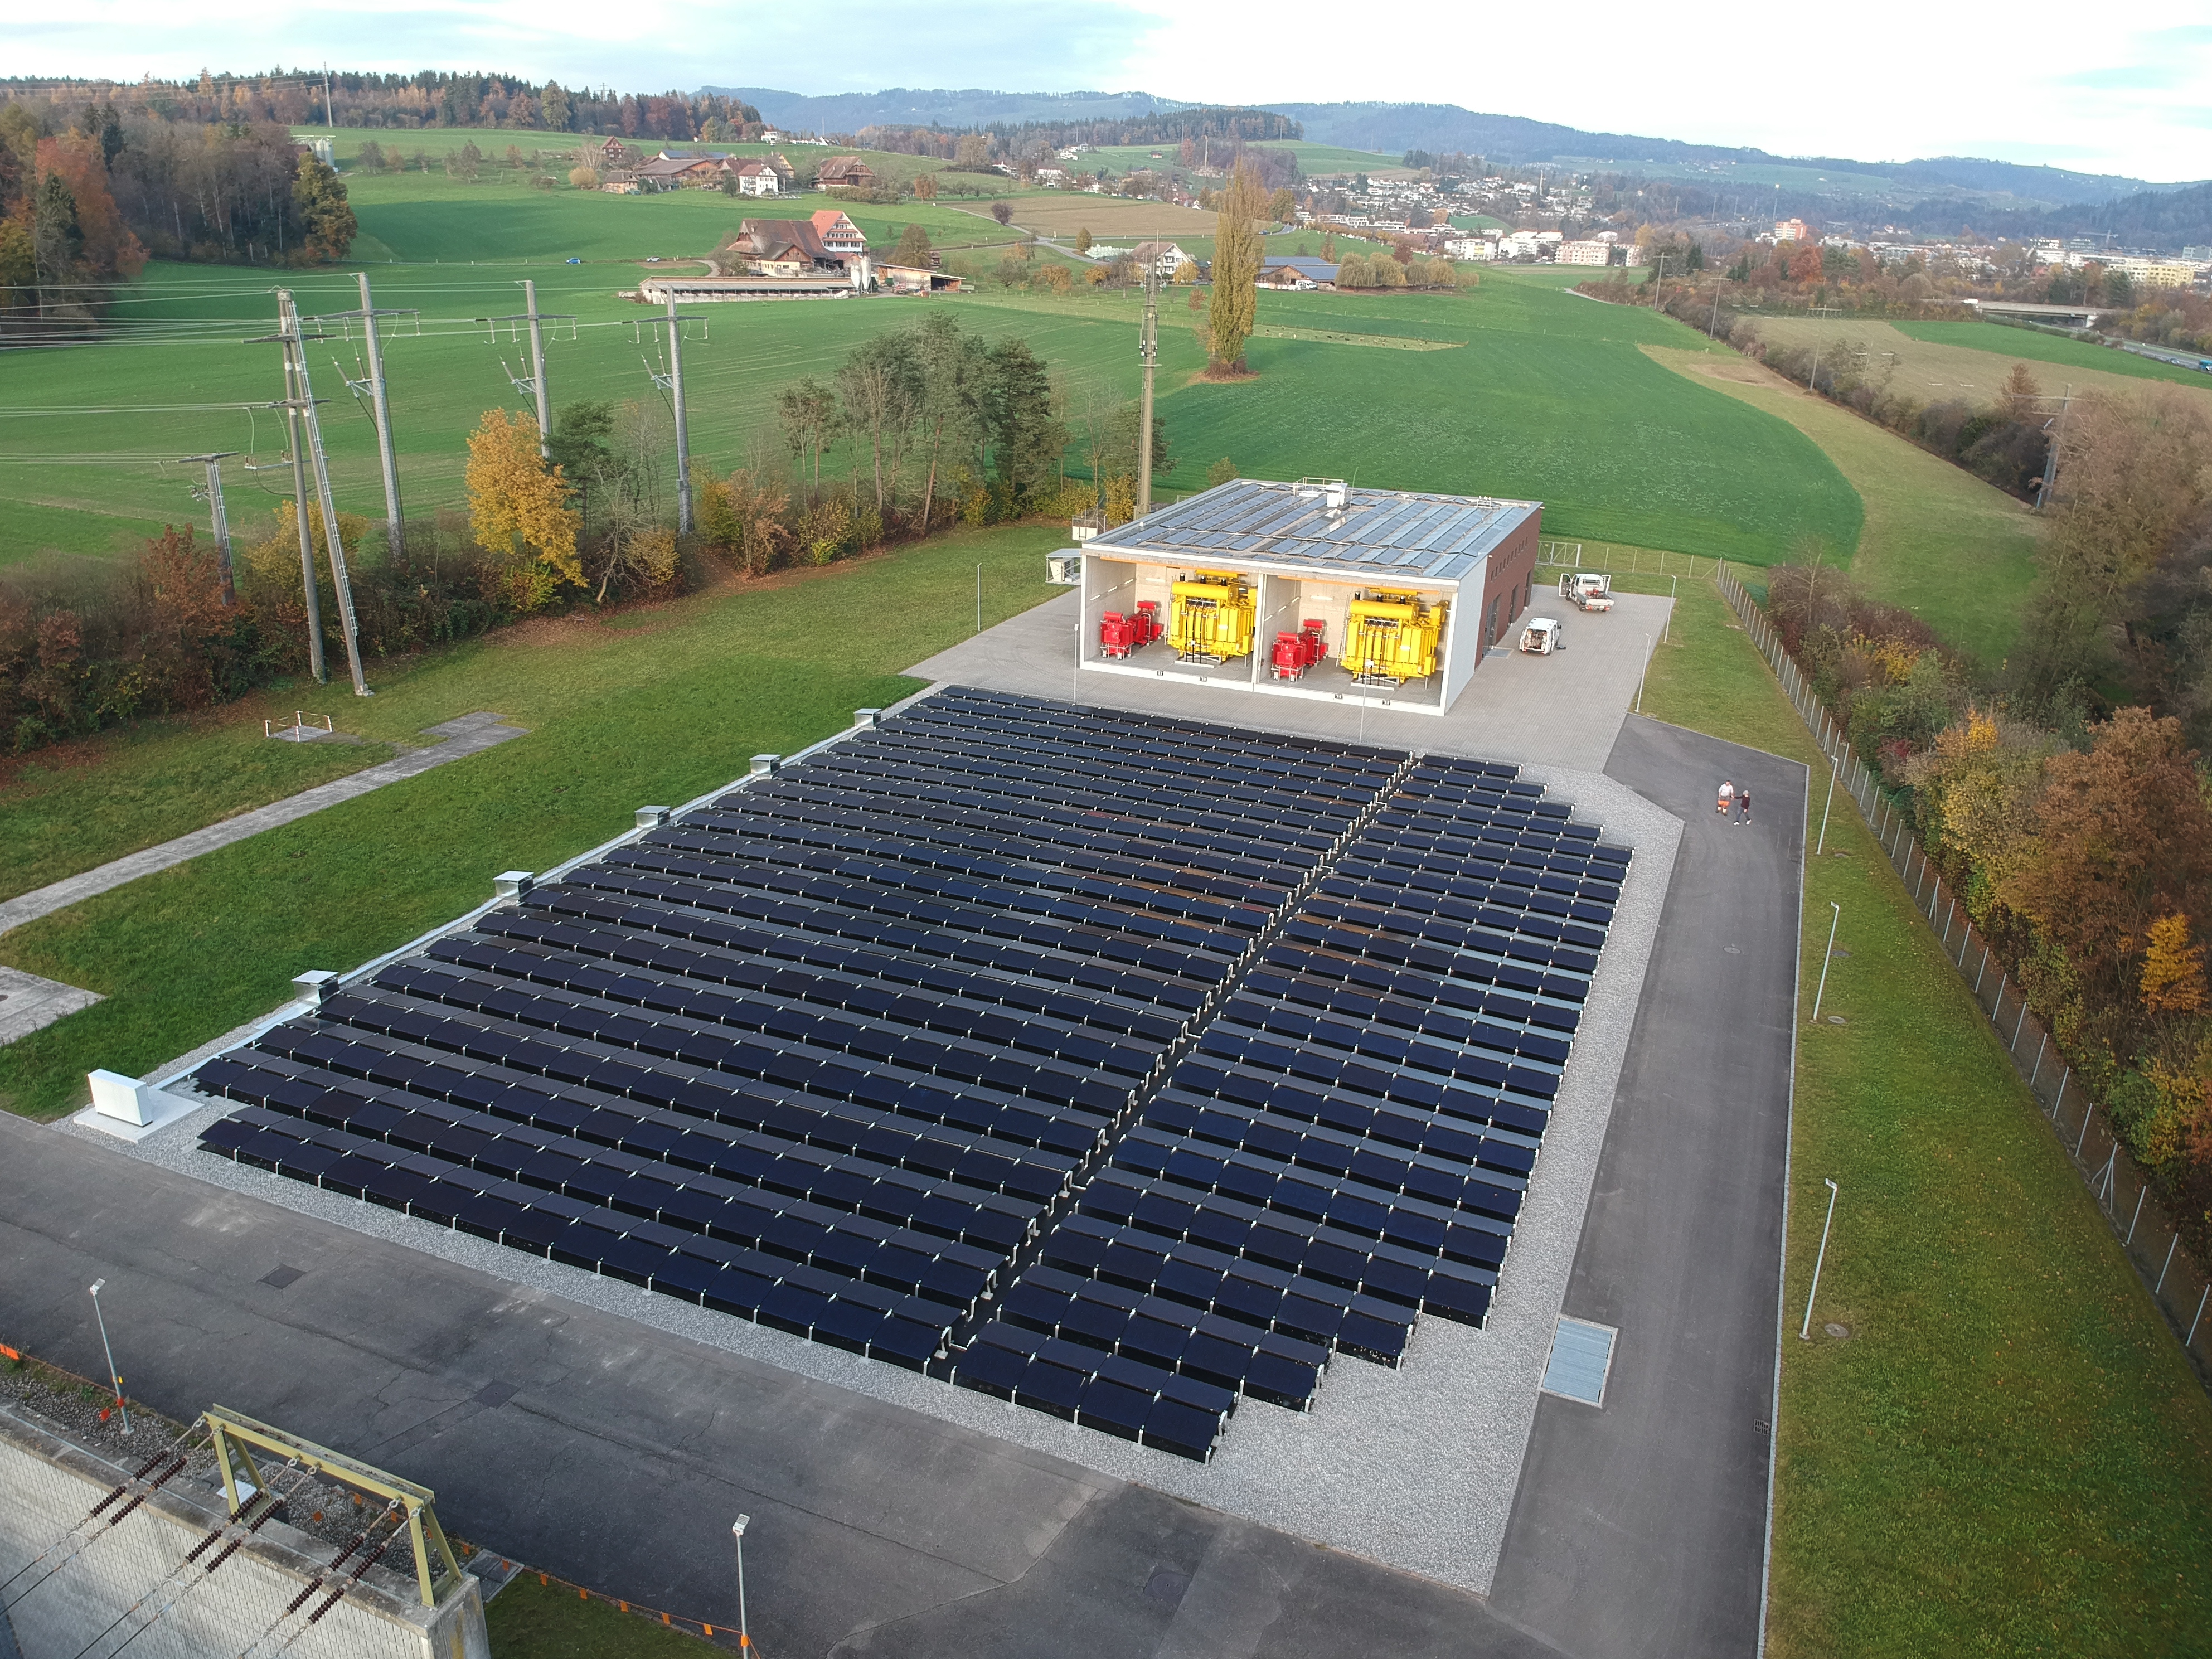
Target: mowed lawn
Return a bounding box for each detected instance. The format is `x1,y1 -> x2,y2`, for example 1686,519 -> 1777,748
3,263 -> 1859,568
1645,346 -> 2041,664
1749,314 -> 2212,410
1637,580 -> 2212,1657
1893,318 -> 2212,392
0,522 -> 1067,1118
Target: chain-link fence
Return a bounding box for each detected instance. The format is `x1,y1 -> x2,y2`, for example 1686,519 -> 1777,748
1716,565 -> 2212,1385
1536,540 -> 1723,578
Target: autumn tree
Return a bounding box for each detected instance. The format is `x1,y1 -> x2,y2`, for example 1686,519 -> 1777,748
777,378 -> 839,500
293,158 -> 357,262
893,222 -> 934,267
465,409 -> 580,610
2141,915 -> 2209,1016
1206,158 -> 1264,375
910,171 -> 937,201
991,200 -> 1014,226
1997,361 -> 2044,424
1075,227 -> 1092,254
2001,707 -> 2212,1032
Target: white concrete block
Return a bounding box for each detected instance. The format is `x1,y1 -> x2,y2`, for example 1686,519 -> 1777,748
88,1069 -> 153,1126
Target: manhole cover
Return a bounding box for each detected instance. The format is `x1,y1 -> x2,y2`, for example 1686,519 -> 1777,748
1824,1322 -> 1851,1340
473,1381 -> 517,1409
1723,945 -> 1741,955
260,1265 -> 305,1290
1143,1568 -> 1190,1608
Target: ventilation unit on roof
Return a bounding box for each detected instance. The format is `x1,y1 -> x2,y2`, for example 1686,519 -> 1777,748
1293,477 -> 1349,511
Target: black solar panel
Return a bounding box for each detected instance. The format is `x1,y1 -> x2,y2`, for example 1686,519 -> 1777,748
193,693 -> 1623,1462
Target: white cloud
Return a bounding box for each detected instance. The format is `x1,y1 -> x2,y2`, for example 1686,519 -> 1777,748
13,0 -> 2209,180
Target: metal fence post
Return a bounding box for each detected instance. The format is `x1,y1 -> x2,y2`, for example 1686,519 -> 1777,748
2053,1068 -> 2068,1119
2075,1096 -> 2093,1158
2125,1182 -> 2147,1247
2029,1032 -> 2048,1090
1975,945 -> 1990,996
2190,1285 -> 2209,1348
2156,1233 -> 2179,1296
2012,992 -> 2030,1050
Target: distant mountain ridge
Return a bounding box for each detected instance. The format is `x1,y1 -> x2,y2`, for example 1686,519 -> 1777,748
1265,103 -> 2170,206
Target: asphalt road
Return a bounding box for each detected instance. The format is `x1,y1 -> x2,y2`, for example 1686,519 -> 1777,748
0,1114 -> 1561,1658
0,714 -> 1803,1659
1485,716 -> 1804,1657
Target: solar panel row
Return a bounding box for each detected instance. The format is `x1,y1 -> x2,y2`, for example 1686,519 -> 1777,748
951,754 -> 1628,1457
195,688 -> 1405,1415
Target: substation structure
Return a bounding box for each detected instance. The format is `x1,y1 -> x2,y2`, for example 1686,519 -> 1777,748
1082,479 -> 1542,717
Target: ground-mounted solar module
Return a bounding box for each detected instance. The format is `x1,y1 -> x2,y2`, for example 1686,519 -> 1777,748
188,688 -> 1626,1464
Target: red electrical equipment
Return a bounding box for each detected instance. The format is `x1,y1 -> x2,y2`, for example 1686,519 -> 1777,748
1299,620 -> 1328,666
1133,600 -> 1163,647
1099,612 -> 1137,658
1270,632 -> 1307,680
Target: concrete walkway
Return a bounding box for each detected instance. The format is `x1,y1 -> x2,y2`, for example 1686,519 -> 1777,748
0,712 -> 526,942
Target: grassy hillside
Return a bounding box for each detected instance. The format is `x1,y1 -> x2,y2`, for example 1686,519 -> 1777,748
1891,319 -> 2212,392
1645,346 -> 2040,663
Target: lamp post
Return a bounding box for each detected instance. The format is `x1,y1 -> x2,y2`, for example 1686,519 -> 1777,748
1810,901 -> 1842,1023
1799,1178 -> 1839,1340
731,1515 -> 752,1651
88,1280 -> 129,1435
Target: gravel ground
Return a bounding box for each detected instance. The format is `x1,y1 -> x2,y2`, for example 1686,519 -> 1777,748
69,758 -> 1680,1599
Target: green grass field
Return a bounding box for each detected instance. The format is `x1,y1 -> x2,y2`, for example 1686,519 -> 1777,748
1645,346 -> 2039,664
1637,584 -> 2212,1657
1891,319 -> 2212,391
2,254 -> 1861,570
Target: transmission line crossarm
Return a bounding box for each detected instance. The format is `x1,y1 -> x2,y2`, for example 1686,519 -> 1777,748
488,281 -> 573,459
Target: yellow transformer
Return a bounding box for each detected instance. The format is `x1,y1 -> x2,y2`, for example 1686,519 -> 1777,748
1345,591 -> 1446,684
1169,571 -> 1256,662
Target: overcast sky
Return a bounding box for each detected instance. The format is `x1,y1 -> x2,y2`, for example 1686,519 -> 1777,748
16,1 -> 2209,182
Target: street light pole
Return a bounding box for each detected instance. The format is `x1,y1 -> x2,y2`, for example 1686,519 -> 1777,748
1811,901 -> 1842,1023
731,1515 -> 752,1651
88,1280 -> 129,1435
1799,1178 -> 1840,1340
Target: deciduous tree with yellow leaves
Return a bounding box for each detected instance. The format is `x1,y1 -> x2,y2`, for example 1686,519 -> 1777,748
465,409 -> 580,612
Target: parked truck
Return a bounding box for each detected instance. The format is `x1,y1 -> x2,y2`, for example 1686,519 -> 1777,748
1558,572 -> 1614,612
1519,617 -> 1564,654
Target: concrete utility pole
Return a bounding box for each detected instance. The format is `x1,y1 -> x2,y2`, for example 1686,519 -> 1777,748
1137,256 -> 1159,520
279,348 -> 327,684
665,297 -> 697,535
180,451 -> 241,607
331,273 -> 414,558
493,284 -> 572,461
267,290 -> 371,695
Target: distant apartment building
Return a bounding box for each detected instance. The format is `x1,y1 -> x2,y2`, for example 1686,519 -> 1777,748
1773,217 -> 1813,244
1443,235 -> 1495,260
1554,240 -> 1614,266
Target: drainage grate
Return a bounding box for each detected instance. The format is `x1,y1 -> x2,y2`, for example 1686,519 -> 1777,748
259,1265 -> 305,1290
1540,1316 -> 1617,1407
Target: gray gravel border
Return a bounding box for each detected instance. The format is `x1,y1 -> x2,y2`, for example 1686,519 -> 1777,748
59,750 -> 1679,1599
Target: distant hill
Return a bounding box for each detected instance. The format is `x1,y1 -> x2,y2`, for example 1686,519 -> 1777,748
1264,102 -> 2167,207
704,87 -> 1194,134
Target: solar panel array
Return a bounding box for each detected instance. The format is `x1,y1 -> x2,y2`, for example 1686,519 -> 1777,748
1084,479 -> 1541,584
190,689 -> 1627,1464
950,758 -> 1627,1454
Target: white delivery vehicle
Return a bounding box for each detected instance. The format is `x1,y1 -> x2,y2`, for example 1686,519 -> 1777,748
1558,572 -> 1614,612
1519,617 -> 1564,654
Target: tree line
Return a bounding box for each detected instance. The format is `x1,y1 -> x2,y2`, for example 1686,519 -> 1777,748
2,100 -> 355,331
2,74 -> 763,143
1761,380 -> 2212,1250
